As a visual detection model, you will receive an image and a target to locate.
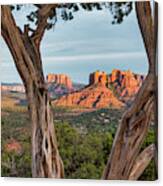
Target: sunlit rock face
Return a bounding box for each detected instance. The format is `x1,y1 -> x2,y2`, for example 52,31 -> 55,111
47,74 -> 73,89
53,70 -> 124,109
108,69 -> 145,102
89,71 -> 108,86
53,83 -> 124,109
52,70 -> 145,109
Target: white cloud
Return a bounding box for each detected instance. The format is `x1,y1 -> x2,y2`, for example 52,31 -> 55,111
43,51 -> 146,62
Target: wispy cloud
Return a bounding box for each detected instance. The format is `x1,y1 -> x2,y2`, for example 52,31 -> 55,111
43,51 -> 146,62
42,37 -> 141,55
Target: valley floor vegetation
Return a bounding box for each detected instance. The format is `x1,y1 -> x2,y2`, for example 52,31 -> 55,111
1,93 -> 157,180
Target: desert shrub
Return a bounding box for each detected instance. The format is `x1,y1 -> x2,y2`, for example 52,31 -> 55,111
55,121 -> 113,179
1,143 -> 31,177
1,110 -> 31,177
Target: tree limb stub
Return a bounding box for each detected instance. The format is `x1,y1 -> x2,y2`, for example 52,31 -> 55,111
129,144 -> 155,180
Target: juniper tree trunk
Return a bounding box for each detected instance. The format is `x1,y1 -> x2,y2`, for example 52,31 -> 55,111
26,81 -> 64,177
102,1 -> 158,180
1,6 -> 64,178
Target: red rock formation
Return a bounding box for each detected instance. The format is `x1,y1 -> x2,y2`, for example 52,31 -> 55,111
89,71 -> 108,86
53,70 -> 124,109
108,69 -> 145,102
52,70 -> 144,109
47,74 -> 72,89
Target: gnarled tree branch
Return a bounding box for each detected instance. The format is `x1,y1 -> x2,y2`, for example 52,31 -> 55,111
1,5 -> 64,178
1,6 -> 32,86
102,82 -> 154,179
102,1 -> 157,180
135,1 -> 156,71
31,4 -> 57,48
129,144 -> 155,180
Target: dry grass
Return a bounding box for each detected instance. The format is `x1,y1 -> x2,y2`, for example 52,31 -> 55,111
2,95 -> 27,113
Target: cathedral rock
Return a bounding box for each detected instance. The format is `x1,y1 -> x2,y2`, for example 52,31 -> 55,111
108,69 -> 145,102
52,70 -> 145,109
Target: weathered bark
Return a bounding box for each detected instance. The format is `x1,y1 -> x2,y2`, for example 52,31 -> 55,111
102,1 -> 157,180
129,144 -> 155,180
26,83 -> 64,178
1,5 -> 64,178
102,74 -> 154,180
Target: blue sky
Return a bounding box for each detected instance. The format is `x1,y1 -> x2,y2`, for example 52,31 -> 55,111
0,4 -> 148,84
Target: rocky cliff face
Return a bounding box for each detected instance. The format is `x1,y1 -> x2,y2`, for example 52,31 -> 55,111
47,74 -> 72,89
89,71 -> 108,86
53,70 -> 124,109
53,83 -> 124,109
108,69 -> 145,102
52,70 -> 145,109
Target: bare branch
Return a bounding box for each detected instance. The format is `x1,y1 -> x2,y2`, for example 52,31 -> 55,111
31,4 -> 57,48
1,6 -> 44,87
129,144 -> 155,180
135,1 -> 155,70
1,5 -> 30,85
33,4 -> 44,9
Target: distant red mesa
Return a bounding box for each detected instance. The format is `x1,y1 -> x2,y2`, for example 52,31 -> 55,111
47,74 -> 73,89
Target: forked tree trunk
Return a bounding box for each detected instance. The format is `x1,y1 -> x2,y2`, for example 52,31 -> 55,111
102,1 -> 158,180
1,6 -> 64,178
26,83 -> 64,177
